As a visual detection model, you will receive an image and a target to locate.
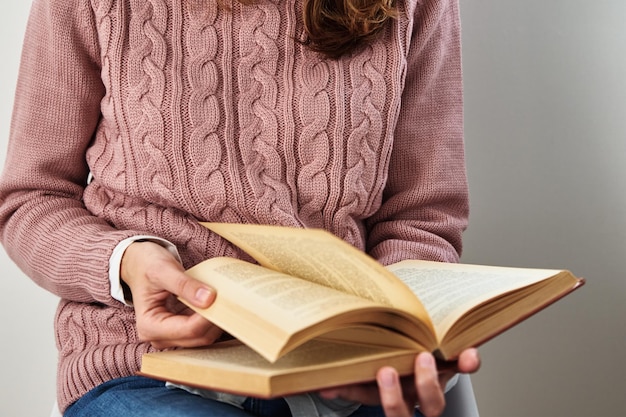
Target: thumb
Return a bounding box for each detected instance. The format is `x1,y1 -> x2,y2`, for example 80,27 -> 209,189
170,271 -> 216,309
123,240 -> 216,310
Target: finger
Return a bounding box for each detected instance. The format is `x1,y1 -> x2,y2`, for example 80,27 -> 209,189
457,348 -> 481,374
414,353 -> 445,417
148,314 -> 223,349
377,367 -> 413,417
318,383 -> 381,405
149,268 -> 215,309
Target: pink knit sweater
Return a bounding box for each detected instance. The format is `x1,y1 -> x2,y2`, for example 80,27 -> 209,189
0,0 -> 468,411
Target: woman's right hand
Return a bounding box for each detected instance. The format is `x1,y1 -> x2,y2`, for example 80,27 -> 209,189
121,240 -> 222,349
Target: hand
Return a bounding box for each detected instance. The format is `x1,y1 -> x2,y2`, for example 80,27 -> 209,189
121,240 -> 222,349
319,348 -> 480,417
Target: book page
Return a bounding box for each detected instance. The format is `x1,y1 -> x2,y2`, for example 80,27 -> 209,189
201,222 -> 433,327
387,260 -> 566,340
148,338 -> 417,374
140,338 -> 421,398
185,257 -> 432,361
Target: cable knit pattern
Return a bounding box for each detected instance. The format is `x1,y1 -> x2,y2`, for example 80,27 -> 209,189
296,57 -> 331,226
237,2 -> 298,225
337,42 -> 391,244
130,0 -> 176,206
186,1 -> 228,218
85,0 -> 128,192
0,0 -> 468,411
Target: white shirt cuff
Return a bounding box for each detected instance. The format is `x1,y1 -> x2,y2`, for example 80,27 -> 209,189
109,235 -> 182,306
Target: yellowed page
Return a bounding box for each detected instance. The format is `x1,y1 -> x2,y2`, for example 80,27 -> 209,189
201,222 -> 433,328
435,271 -> 582,359
140,338 -> 421,398
387,260 -> 568,341
185,257 -> 432,362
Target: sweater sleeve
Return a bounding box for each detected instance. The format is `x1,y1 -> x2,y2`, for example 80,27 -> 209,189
366,0 -> 469,265
0,0 -> 142,304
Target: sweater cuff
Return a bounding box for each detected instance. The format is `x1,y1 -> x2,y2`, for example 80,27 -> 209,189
109,235 -> 182,306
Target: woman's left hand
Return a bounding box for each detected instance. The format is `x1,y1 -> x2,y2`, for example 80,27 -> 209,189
318,348 -> 480,417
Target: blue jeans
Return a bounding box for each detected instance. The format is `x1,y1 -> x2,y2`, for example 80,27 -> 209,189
64,376 -> 425,417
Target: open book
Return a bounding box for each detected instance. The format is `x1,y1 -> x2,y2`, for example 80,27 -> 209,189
139,223 -> 584,397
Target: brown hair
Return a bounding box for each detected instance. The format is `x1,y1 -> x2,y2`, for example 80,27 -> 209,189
234,0 -> 397,59
302,0 -> 397,58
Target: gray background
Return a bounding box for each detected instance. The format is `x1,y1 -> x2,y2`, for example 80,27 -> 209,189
1,1 -> 624,416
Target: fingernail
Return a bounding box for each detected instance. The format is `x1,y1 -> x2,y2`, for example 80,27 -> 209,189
418,353 -> 435,368
195,287 -> 212,304
379,368 -> 397,388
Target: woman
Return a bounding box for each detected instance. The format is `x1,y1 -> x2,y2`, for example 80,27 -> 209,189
0,0 -> 479,416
